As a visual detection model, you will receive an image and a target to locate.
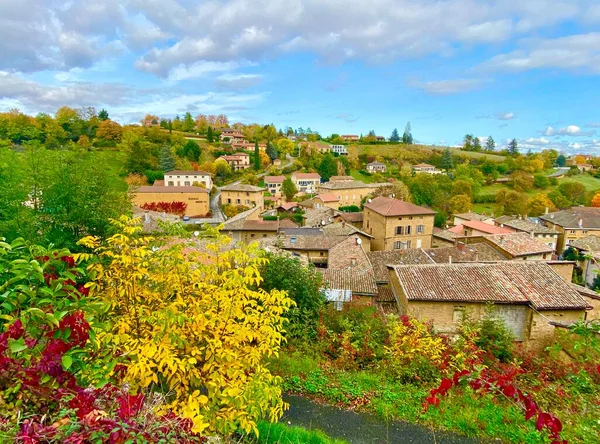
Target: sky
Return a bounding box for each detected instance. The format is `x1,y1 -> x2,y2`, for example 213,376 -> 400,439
0,0 -> 599,154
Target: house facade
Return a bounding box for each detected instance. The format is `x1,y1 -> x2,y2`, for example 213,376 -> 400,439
319,180 -> 385,208
341,135 -> 359,142
220,184 -> 266,209
164,170 -> 213,189
313,193 -> 340,210
363,196 -> 436,250
217,153 -> 251,170
366,161 -> 387,173
292,172 -> 321,194
539,207 -> 600,253
264,176 -> 285,196
133,186 -> 210,217
412,163 -> 442,174
331,145 -> 348,155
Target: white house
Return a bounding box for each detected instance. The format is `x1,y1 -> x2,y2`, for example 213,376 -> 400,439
164,170 -> 213,189
331,145 -> 348,155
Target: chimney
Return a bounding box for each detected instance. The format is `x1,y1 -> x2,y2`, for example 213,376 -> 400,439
474,250 -> 479,262
457,242 -> 465,252
545,207 -> 549,215
530,231 -> 535,238
351,257 -> 357,266
578,219 -> 583,228
499,236 -> 505,245
448,255 -> 452,264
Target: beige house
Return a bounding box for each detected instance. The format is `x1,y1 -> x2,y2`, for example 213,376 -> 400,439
459,233 -> 555,260
363,196 -> 436,251
217,153 -> 251,170
388,262 -> 591,351
222,206 -> 278,243
264,176 -> 285,196
133,186 -> 210,217
219,131 -> 245,144
412,163 -> 442,174
292,172 -> 321,194
220,183 -> 266,209
453,212 -> 494,226
319,180 -> 386,208
366,161 -> 386,173
313,193 -> 340,210
497,218 -> 559,252
341,135 -> 359,142
539,207 -> 600,253
164,170 -> 213,189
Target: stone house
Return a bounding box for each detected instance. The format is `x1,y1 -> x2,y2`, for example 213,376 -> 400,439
496,217 -> 559,252
133,186 -> 210,217
313,193 -> 340,210
291,172 -> 321,194
363,196 -> 436,250
319,180 -> 386,208
333,212 -> 364,229
539,207 -> 600,253
220,183 -> 265,209
388,262 -> 591,351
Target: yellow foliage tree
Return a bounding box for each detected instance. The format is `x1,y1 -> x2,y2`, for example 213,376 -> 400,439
78,217 -> 294,435
591,192 -> 600,207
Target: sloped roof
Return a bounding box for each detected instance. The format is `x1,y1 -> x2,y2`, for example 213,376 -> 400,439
494,215 -> 517,225
364,196 -> 435,216
320,180 -> 375,190
277,202 -> 298,211
424,243 -> 506,263
367,161 -> 386,166
264,175 -> 285,184
222,206 -> 262,230
319,268 -> 377,296
278,218 -> 299,229
330,176 -> 355,182
454,212 -> 493,222
376,286 -> 396,303
303,207 -> 336,227
390,262 -> 591,310
136,186 -> 209,194
316,193 -> 340,203
502,218 -> 558,234
367,249 -> 434,283
292,172 -> 321,180
414,163 -> 435,168
483,233 -> 555,257
165,170 -> 211,176
570,283 -> 600,301
569,234 -> 600,252
220,183 -> 266,192
433,227 -> 461,241
278,234 -> 346,251
539,207 -> 600,229
460,220 -> 514,234
336,212 -> 364,223
321,222 -> 373,238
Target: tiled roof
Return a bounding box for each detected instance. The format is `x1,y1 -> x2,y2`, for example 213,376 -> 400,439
264,175 -> 285,184
502,218 -> 558,234
424,243 -> 506,263
136,186 -> 209,194
367,161 -> 386,166
279,234 -> 346,251
319,268 -> 377,296
494,215 -> 517,225
242,220 -> 279,231
391,262 -> 591,310
570,283 -> 600,301
303,207 -> 336,227
336,212 -> 364,223
165,170 -> 211,176
278,218 -> 299,229
364,196 -> 436,216
367,249 -> 434,283
483,233 -> 555,257
222,206 -> 263,230
376,286 -> 395,303
539,207 -> 600,229
153,180 -> 165,186
460,220 -> 514,234
278,202 -> 298,211
292,172 -> 321,180
327,236 -> 372,270
569,234 -> 600,252
454,212 -> 493,222
220,183 -> 266,192
321,222 -> 373,238
330,176 -> 355,182
414,163 -> 435,168
277,228 -> 323,236
320,180 -> 377,190
433,227 -> 461,241
316,193 -> 340,203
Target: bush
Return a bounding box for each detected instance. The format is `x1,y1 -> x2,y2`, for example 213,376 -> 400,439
464,308 -> 515,363
144,169 -> 164,184
473,193 -> 497,204
338,205 -> 360,212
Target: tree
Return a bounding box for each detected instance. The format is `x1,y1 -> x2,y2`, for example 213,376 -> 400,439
215,159 -> 232,178
182,139 -> 201,161
159,145 -> 175,172
556,154 -> 567,167
591,192 -> 600,207
281,177 -> 298,201
558,182 -> 586,205
508,138 -> 519,155
402,122 -> 413,144
495,189 -> 528,216
277,138 -> 294,155
318,154 -> 338,181
266,142 -> 278,163
81,219 -> 293,435
472,137 -> 482,152
528,194 -> 556,216
485,136 -> 496,151
533,174 -> 550,189
206,126 -> 214,143
372,181 -> 412,202
511,171 -> 534,192
448,194 -> 472,214
182,112 -> 195,132
547,189 -> 571,209
452,179 -> 473,198
390,128 -> 400,142
98,109 -> 109,121
96,120 -> 123,144
254,141 -> 260,170
441,148 -> 454,171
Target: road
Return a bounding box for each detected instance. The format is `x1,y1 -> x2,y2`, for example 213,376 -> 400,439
184,154 -> 295,226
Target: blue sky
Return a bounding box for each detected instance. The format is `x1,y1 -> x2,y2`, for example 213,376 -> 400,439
0,0 -> 599,153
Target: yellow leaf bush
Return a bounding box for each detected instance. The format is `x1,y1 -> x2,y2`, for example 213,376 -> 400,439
79,217 -> 294,435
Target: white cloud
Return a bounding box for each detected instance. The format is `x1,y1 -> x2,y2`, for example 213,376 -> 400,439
214,73 -> 263,90
543,124 -> 595,136
167,61 -> 242,82
409,78 -> 487,95
496,112 -> 514,120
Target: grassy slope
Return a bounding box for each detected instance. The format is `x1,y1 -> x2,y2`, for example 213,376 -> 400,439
347,144 -> 506,163
248,421 -> 347,444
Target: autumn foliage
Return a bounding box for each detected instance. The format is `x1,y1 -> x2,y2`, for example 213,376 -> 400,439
140,201 -> 188,215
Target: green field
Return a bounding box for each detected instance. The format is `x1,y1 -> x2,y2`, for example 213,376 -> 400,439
349,169 -> 376,183
347,143 -> 506,163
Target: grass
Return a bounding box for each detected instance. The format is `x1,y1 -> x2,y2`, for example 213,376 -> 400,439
349,169 -> 376,183
245,421 -> 347,444
347,144 -> 506,163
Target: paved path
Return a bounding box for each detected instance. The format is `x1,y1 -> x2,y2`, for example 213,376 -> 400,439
282,394 -> 480,444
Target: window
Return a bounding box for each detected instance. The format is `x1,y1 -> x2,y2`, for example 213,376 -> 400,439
394,240 -> 411,249
417,225 -> 424,234
290,237 -> 296,244
227,198 -> 232,204
453,307 -> 465,323
395,226 -> 404,235
398,217 -> 403,221
409,216 -> 413,220
168,181 -> 174,186
236,199 -> 241,204
184,181 -> 190,186
320,252 -> 324,256
394,241 -> 402,250
405,226 -> 412,235
250,234 -> 255,238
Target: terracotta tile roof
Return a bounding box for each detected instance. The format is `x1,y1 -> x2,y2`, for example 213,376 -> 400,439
503,218 -> 558,234
367,249 -> 434,283
391,262 -> 591,310
376,286 -> 396,303
454,212 -> 493,222
433,227 -> 461,241
460,220 -> 514,234
569,234 -> 600,252
539,207 -> 600,229
483,233 -> 554,257
320,180 -> 378,190
316,193 -> 340,203
321,222 -> 373,238
165,170 -> 211,176
220,183 -> 266,192
264,175 -> 286,184
330,176 -> 355,182
303,207 -> 336,227
277,202 -> 298,211
223,206 -> 262,230
278,219 -> 299,229
494,215 -> 517,225
292,172 -> 321,180
277,228 -> 323,236
364,196 -> 436,216
336,212 -> 364,223
136,186 -> 209,194
424,243 -> 506,263
570,283 -> 600,301
241,220 -> 279,231
279,234 -> 346,251
319,268 -> 377,296
327,236 -> 372,270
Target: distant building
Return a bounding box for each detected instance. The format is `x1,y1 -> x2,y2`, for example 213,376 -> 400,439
133,186 -> 210,217
291,172 -> 321,194
539,207 -> 600,253
329,175 -> 355,182
220,183 -> 266,209
462,232 -> 555,260
313,193 -> 341,210
375,136 -> 386,142
264,176 -> 286,196
331,145 -> 348,155
164,170 -> 212,190
341,135 -> 359,142
413,163 -> 442,174
496,217 -> 559,251
366,161 -> 387,173
217,153 -> 251,171
219,130 -> 245,144
363,196 -> 436,250
453,212 -> 494,226
319,180 -> 387,208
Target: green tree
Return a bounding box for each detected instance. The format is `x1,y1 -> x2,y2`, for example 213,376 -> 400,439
159,145 -> 175,172
183,139 -> 201,161
485,136 -> 495,151
266,142 -> 278,163
495,189 -> 528,216
441,148 -> 454,171
281,177 -> 298,201
463,134 -> 474,151
182,112 -> 195,132
402,122 -> 413,144
206,126 -> 214,143
390,128 -> 400,142
558,182 -> 586,205
448,194 -> 473,214
172,115 -> 182,131
98,109 -> 109,121
511,171 -> 534,192
472,137 -> 482,151
452,179 -> 473,198
259,253 -> 325,339
318,154 -> 338,181
533,174 -> 550,189
254,141 -> 260,170
508,138 -> 519,155
556,154 -> 567,167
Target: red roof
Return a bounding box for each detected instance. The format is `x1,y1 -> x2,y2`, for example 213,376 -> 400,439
316,193 -> 340,203
461,220 -> 514,234
293,172 -> 321,180
364,196 -> 435,216
265,175 -> 285,184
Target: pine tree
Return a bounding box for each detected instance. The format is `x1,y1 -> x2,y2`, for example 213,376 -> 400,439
266,142 -> 278,163
182,112 -> 195,132
442,149 -> 454,171
508,138 -> 519,155
463,134 -> 474,150
390,128 -> 400,142
207,126 -> 214,143
159,146 -> 175,172
473,137 -> 482,151
402,122 -> 413,144
98,109 -> 109,121
254,141 -> 260,170
485,136 -> 495,151
281,177 -> 298,201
